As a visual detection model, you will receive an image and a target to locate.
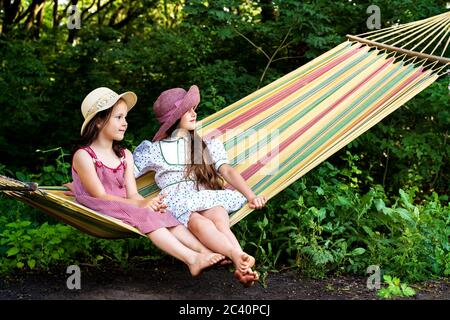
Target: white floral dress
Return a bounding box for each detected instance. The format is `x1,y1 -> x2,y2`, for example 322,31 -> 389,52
133,136 -> 247,226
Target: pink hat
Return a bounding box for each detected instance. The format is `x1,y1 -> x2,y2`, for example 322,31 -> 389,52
152,85 -> 200,142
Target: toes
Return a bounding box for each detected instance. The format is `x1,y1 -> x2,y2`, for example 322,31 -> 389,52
212,254 -> 223,264
241,253 -> 250,262
219,258 -> 232,266
234,269 -> 257,288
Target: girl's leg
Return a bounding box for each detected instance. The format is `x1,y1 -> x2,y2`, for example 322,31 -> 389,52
170,225 -> 232,266
169,224 -> 213,254
200,206 -> 258,283
188,212 -> 251,273
146,227 -> 224,276
200,206 -> 242,249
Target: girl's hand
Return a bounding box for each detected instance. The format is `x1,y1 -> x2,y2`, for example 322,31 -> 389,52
153,193 -> 168,213
63,182 -> 75,196
138,194 -> 168,213
248,195 -> 267,209
147,197 -> 163,212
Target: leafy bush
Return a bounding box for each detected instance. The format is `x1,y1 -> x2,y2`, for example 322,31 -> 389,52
377,275 -> 416,299
235,150 -> 449,282
0,204 -> 162,274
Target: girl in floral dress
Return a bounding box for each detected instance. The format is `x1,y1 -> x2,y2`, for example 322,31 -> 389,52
134,85 -> 267,286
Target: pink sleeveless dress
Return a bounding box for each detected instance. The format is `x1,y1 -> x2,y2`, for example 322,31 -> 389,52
71,146 -> 181,234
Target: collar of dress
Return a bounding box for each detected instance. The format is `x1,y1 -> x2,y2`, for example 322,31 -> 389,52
159,136 -> 187,165
161,135 -> 188,142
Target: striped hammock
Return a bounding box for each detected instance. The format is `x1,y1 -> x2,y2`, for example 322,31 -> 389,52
1,12 -> 449,239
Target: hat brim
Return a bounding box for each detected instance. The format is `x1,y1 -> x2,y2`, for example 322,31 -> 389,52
152,85 -> 200,142
80,91 -> 137,135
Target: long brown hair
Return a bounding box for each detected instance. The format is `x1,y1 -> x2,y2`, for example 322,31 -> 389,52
73,101 -> 124,159
165,120 -> 224,191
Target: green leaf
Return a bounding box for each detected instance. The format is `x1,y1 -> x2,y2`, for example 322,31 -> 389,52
399,189 -> 413,208
362,226 -> 375,237
7,247 -> 19,257
27,259 -> 36,269
396,208 -> 414,224
336,196 -> 350,207
351,248 -> 366,256
401,285 -> 416,297
377,288 -> 391,299
262,216 -> 268,227
374,199 -> 386,212
393,277 -> 400,286
316,187 -> 324,195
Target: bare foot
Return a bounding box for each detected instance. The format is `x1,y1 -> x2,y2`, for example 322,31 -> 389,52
218,258 -> 233,266
231,250 -> 255,273
188,253 -> 225,277
246,254 -> 256,269
234,268 -> 259,288
199,248 -> 232,266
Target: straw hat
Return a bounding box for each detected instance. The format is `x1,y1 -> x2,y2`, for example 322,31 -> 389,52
80,87 -> 137,135
152,85 -> 200,142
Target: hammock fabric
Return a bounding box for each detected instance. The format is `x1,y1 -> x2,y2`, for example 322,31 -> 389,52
1,12 -> 449,239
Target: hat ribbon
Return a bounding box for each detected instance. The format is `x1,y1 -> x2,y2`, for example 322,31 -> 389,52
85,92 -> 118,119
156,99 -> 183,124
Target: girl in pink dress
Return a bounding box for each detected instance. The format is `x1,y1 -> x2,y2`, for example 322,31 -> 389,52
71,87 -> 224,277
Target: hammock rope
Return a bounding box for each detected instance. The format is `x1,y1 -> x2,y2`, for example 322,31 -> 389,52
1,11 -> 449,239
349,11 -> 450,63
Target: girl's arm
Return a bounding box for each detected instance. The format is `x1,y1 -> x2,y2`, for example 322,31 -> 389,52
124,150 -> 167,212
124,149 -> 144,201
73,149 -> 161,210
218,164 -> 267,209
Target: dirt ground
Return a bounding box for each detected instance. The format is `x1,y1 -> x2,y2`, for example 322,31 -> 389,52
0,261 -> 448,300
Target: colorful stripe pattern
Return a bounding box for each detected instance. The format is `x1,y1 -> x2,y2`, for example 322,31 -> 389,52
0,41 -> 441,238
137,41 -> 440,226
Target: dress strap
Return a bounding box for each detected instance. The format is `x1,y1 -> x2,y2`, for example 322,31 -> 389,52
80,146 -> 100,166
120,148 -> 127,169
80,146 -> 126,169
81,146 -> 96,159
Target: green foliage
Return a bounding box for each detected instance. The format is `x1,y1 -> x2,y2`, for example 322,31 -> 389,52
377,275 -> 416,299
0,0 -> 448,284
1,1 -> 448,198
235,150 -> 449,282
353,79 -> 450,197
0,198 -> 161,274
32,147 -> 71,186
0,220 -> 92,272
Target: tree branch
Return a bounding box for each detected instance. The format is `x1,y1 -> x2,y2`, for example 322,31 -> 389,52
233,27 -> 270,60
83,0 -> 115,23
271,56 -> 304,63
111,7 -> 144,29
14,0 -> 36,24
80,0 -> 97,21
258,27 -> 293,88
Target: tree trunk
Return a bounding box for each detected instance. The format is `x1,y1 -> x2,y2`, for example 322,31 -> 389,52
52,0 -> 58,29
2,0 -> 22,35
67,0 -> 78,44
25,0 -> 38,31
32,0 -> 46,38
97,0 -> 101,26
